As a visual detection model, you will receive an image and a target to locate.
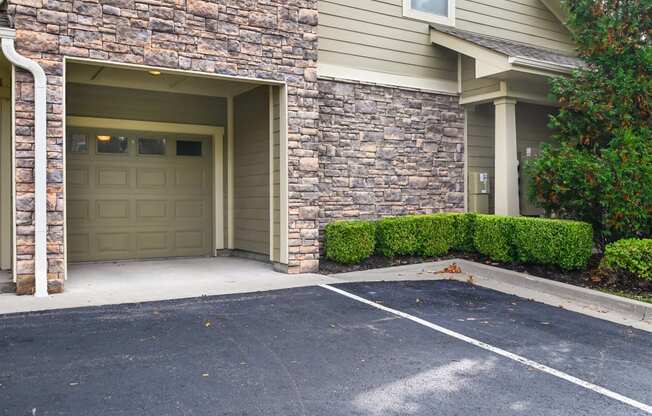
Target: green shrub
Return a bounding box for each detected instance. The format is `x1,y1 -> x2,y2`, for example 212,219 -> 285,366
324,220 -> 376,264
415,215 -> 456,257
376,214 -> 459,257
376,216 -> 421,257
601,239 -> 652,281
513,217 -> 593,270
445,212 -> 477,252
325,214 -> 594,271
473,215 -> 516,263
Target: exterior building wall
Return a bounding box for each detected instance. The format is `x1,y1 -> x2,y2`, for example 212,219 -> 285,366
318,0 -> 458,91
8,0 -> 320,293
456,0 -> 574,53
317,79 -> 465,233
466,102 -> 556,214
233,86 -> 270,256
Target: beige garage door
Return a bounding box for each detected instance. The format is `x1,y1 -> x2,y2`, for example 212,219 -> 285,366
66,127 -> 213,262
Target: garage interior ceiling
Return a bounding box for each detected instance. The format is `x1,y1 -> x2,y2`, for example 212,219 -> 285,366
66,62 -> 261,98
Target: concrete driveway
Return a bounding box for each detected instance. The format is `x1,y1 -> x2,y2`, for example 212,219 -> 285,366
1,280 -> 651,416
0,257 -> 338,314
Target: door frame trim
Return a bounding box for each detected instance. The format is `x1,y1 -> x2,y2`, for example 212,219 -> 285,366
65,116 -> 225,268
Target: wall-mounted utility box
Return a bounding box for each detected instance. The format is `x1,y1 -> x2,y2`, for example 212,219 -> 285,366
468,170 -> 491,214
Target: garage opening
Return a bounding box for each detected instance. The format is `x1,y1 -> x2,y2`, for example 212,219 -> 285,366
64,61 -> 287,277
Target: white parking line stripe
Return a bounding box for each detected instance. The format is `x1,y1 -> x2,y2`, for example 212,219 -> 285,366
320,284 -> 652,415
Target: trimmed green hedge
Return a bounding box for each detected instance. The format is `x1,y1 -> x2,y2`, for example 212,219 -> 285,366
513,217 -> 593,270
600,239 -> 652,281
324,220 -> 376,264
473,215 -> 593,269
473,215 -> 515,263
376,215 -> 455,257
324,213 -> 594,270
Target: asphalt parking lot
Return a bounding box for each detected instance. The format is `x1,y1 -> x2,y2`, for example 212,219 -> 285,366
1,280 -> 651,416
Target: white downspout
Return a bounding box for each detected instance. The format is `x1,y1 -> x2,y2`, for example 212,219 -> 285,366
1,30 -> 49,297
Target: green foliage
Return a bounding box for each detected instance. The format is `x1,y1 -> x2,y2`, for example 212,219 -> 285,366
513,218 -> 594,270
376,216 -> 421,257
442,212 -> 477,252
325,214 -> 594,271
415,215 -> 456,257
473,216 -> 516,263
474,215 -> 593,269
600,238 -> 652,281
527,0 -> 652,245
324,220 -> 376,264
376,214 -> 456,257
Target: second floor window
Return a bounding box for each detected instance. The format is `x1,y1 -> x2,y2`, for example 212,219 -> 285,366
403,0 -> 455,26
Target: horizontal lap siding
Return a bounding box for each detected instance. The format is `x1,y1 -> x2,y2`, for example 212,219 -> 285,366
456,0 -> 574,52
272,87 -> 281,263
467,102 -> 556,214
234,87 -> 270,256
467,104 -> 495,213
318,0 -> 457,83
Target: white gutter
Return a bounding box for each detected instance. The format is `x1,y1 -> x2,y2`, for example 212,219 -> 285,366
1,29 -> 49,297
507,56 -> 577,74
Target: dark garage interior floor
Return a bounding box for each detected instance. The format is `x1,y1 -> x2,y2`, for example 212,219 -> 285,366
1,281 -> 651,416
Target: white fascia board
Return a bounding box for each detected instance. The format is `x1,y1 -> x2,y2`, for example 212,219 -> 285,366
507,56 -> 576,75
430,29 -> 511,70
539,0 -> 567,24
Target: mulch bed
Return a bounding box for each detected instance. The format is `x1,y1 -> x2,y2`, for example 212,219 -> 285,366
319,252 -> 652,301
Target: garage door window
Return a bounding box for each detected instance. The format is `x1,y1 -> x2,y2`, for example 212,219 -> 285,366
97,135 -> 129,154
139,137 -> 166,155
68,134 -> 88,153
177,140 -> 202,157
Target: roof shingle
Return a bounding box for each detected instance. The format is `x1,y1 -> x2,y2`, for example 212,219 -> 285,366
432,25 -> 583,69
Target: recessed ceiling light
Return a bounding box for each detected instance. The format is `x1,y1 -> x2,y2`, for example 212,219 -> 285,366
96,135 -> 111,142
148,70 -> 162,76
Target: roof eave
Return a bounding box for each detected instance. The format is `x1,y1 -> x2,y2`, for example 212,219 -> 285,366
507,56 -> 576,75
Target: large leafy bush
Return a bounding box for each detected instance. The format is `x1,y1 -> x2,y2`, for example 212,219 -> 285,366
600,239 -> 652,281
527,0 -> 652,246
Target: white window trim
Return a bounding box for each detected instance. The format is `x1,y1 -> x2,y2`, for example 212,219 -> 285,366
402,0 -> 455,27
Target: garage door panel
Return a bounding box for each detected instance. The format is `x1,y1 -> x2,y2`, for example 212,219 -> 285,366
136,200 -> 168,220
136,232 -> 168,251
136,168 -> 168,188
174,200 -> 205,219
67,233 -> 90,257
96,200 -> 130,220
68,167 -> 89,187
67,200 -> 90,221
67,127 -> 213,262
97,167 -> 130,187
96,232 -> 131,254
175,230 -> 206,250
174,168 -> 206,188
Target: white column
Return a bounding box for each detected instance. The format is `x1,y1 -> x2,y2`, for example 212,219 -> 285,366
493,97 -> 520,216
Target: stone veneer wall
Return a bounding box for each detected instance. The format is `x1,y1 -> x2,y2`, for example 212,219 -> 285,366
318,79 -> 465,233
8,0 -> 320,293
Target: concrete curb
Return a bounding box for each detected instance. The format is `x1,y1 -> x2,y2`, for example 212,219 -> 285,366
447,259 -> 652,324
